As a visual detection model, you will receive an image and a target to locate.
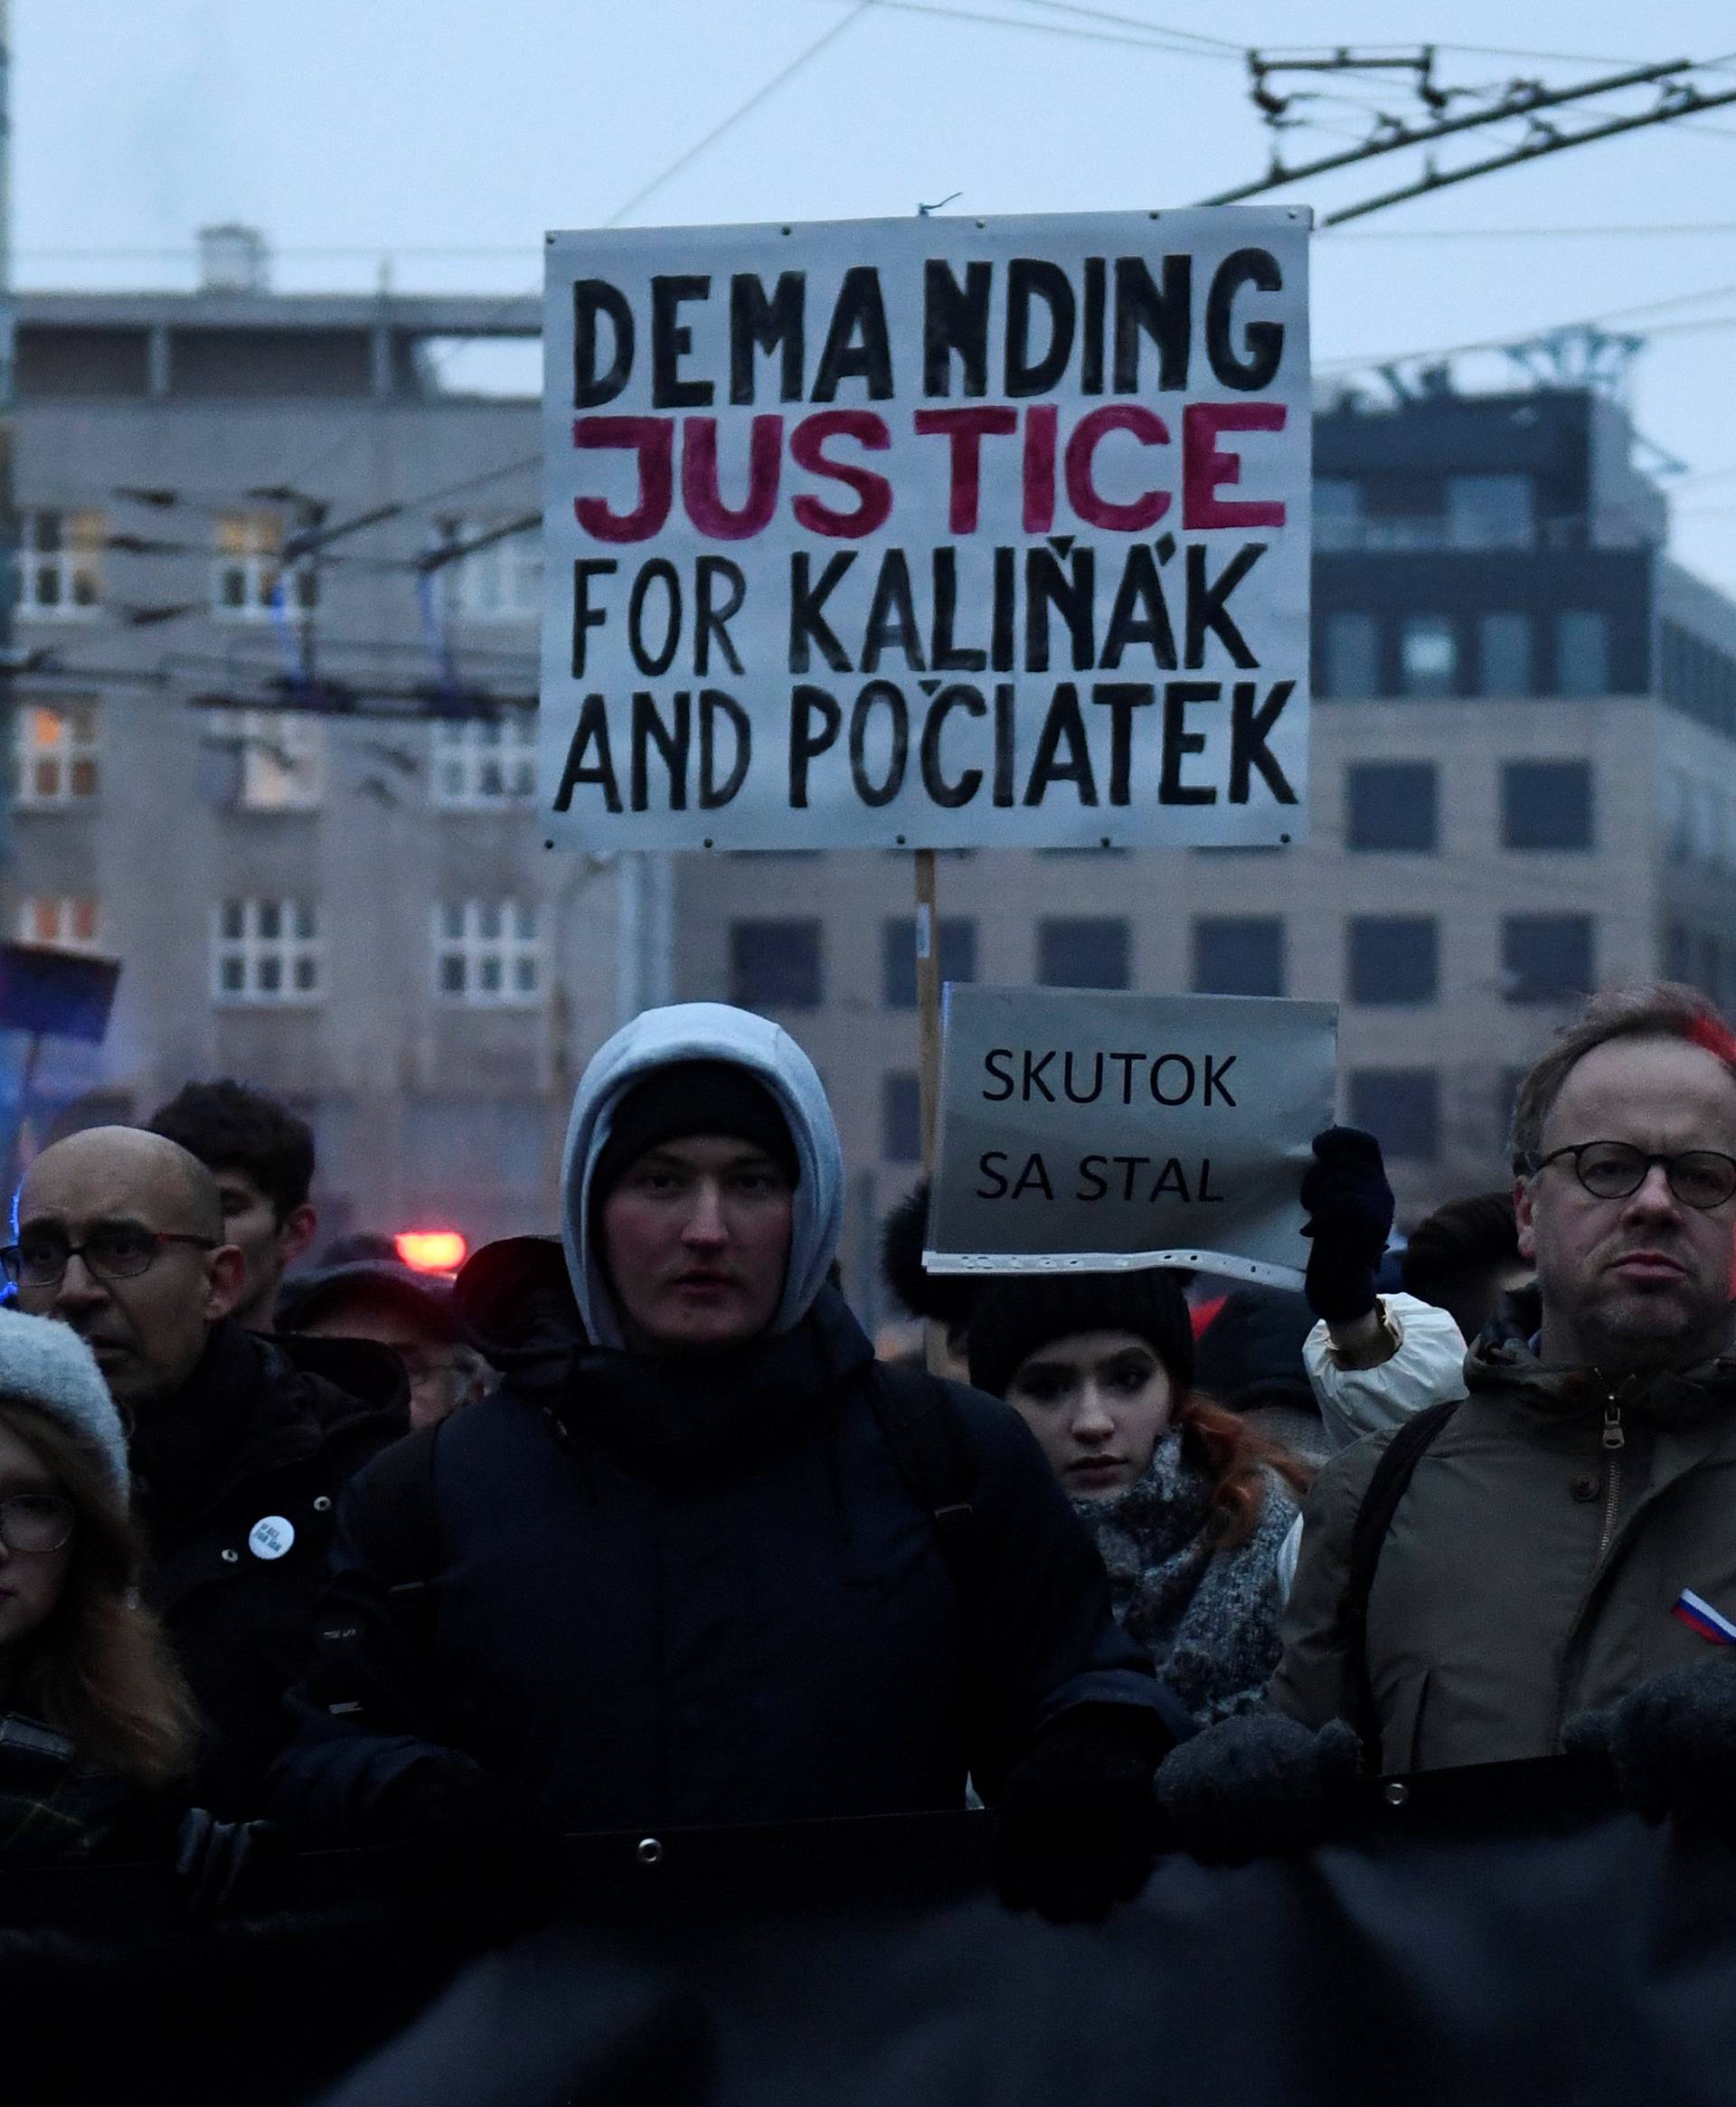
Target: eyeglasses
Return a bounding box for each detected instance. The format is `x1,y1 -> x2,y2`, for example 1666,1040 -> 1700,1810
1523,1141 -> 1736,1212
0,1491 -> 75,1555
0,1224 -> 218,1289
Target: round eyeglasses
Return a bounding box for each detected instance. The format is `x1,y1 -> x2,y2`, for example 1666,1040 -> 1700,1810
0,1491 -> 76,1555
0,1224 -> 216,1289
1523,1141 -> 1736,1212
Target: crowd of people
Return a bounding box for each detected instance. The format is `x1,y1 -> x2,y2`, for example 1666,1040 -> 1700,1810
3,980 -> 1736,1928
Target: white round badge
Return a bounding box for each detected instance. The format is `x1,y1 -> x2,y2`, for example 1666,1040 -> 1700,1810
248,1515 -> 295,1561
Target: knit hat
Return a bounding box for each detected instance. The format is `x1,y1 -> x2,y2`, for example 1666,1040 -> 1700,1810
590,1060 -> 800,1204
967,1268 -> 1195,1403
0,1307 -> 130,1497
277,1260 -> 465,1344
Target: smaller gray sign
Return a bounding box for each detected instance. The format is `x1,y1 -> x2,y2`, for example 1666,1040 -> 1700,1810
926,986 -> 1338,1286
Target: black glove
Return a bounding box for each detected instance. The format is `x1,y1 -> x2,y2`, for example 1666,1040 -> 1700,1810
1565,1660 -> 1736,1830
175,1808 -> 282,1914
1155,1714 -> 1361,1865
373,1758 -> 569,1943
1300,1128 -> 1395,1326
995,1709 -> 1165,1923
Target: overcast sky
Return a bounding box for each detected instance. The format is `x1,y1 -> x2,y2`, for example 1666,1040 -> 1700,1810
18,0 -> 1736,589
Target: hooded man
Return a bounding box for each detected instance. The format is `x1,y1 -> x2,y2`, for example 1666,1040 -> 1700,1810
274,1003 -> 1182,1923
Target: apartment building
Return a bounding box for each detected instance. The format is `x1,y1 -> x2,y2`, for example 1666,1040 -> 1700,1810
7,241 -> 616,1248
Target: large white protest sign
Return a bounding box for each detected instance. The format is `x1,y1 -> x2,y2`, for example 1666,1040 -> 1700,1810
542,208 -> 1310,852
926,987 -> 1336,1285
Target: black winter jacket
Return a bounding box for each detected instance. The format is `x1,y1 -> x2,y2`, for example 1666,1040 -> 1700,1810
272,1287 -> 1177,1836
131,1319 -> 409,1814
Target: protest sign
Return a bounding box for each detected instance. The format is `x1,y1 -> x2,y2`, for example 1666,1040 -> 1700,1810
541,208 -> 1311,852
925,985 -> 1335,1284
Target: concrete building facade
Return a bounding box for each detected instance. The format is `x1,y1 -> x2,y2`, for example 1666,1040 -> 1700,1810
8,276 -> 617,1251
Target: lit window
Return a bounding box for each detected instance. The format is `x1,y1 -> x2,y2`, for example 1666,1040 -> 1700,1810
432,900 -> 544,1006
12,699 -> 99,805
203,708 -> 324,809
212,512 -> 316,621
17,510 -> 103,617
1400,617 -> 1458,697
212,898 -> 322,1005
434,515 -> 542,621
17,895 -> 101,951
430,713 -> 537,808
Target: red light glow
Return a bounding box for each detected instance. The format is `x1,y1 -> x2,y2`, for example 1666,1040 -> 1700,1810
395,1230 -> 468,1274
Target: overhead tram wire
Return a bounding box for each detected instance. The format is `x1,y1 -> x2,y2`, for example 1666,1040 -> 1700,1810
605,0 -> 882,227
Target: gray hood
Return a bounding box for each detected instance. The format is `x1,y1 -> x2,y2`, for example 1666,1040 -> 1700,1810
561,1001 -> 844,1349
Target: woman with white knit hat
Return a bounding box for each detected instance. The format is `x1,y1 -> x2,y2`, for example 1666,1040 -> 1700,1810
0,1306 -> 197,1860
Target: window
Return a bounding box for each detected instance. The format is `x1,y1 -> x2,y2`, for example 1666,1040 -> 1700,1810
1501,761 -> 1593,851
1556,611 -> 1609,696
1447,474 -> 1533,550
16,509 -> 101,616
431,713 -> 537,808
1400,617 -> 1458,697
1347,917 -> 1439,1006
205,707 -> 324,809
1665,921 -> 1694,982
212,512 -> 316,620
1347,1069 -> 1440,1162
1314,479 -> 1363,551
1323,613 -> 1378,700
882,917 -> 977,1008
17,896 -> 101,952
1037,916 -> 1130,990
1479,613 -> 1533,698
1192,917 -> 1285,997
1665,770 -> 1695,865
1502,914 -> 1594,1005
882,1073 -> 922,1164
1345,761 -> 1437,853
435,515 -> 543,621
433,902 -> 543,1006
12,700 -> 99,805
212,899 -> 321,1004
731,920 -> 823,1010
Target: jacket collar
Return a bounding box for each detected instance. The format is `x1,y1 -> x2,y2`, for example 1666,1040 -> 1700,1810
1465,1328 -> 1736,1425
525,1284 -> 875,1484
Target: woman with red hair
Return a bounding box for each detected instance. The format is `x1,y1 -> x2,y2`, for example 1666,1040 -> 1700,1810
968,1269 -> 1312,1724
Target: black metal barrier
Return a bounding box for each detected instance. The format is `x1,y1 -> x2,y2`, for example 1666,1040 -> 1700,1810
5,1759 -> 1734,2107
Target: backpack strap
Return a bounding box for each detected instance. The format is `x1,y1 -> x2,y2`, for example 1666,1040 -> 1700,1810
1340,1396 -> 1461,1771
868,1364 -> 980,1572
351,1422 -> 444,1633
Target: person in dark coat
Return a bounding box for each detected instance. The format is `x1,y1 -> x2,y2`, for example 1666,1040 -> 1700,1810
273,1002 -> 1183,1923
9,1127 -> 408,1813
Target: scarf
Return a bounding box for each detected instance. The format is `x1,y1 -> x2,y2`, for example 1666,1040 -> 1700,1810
1075,1426 -> 1297,1725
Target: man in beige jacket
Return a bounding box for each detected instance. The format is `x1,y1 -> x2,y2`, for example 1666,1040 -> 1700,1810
1159,981 -> 1736,1851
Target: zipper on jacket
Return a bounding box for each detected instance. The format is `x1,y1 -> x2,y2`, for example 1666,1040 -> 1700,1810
1595,1394 -> 1627,1566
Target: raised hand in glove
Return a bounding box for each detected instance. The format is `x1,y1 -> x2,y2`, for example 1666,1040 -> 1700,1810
373,1757 -> 569,1943
1155,1713 -> 1361,1865
1565,1659 -> 1736,1832
995,1707 -> 1165,1923
1300,1128 -> 1395,1327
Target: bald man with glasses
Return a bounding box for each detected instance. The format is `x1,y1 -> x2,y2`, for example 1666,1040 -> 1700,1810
9,1128 -> 407,1810
1159,984 -> 1736,1857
